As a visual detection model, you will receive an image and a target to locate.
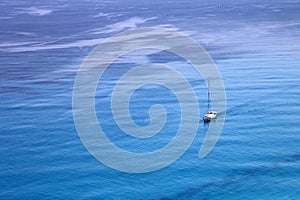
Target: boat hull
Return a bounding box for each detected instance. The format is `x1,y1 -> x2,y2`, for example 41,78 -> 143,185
203,111 -> 217,122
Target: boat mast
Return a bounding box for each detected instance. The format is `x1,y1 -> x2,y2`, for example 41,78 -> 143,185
207,80 -> 210,112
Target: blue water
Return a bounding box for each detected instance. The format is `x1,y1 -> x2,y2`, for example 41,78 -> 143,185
1,0 -> 300,199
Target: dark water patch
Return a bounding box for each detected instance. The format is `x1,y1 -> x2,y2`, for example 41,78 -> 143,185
147,50 -> 188,64
0,86 -> 38,95
159,151 -> 300,199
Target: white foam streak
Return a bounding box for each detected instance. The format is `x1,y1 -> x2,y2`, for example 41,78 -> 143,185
18,7 -> 53,16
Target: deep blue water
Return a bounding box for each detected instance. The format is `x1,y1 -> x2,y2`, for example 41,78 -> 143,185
1,0 -> 300,199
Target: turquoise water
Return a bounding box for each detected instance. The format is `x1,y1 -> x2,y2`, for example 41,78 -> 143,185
1,0 -> 300,199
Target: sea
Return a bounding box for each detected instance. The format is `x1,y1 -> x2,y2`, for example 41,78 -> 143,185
1,0 -> 300,199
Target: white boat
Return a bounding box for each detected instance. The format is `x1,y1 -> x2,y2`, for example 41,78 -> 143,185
203,111 -> 217,122
203,80 -> 217,122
